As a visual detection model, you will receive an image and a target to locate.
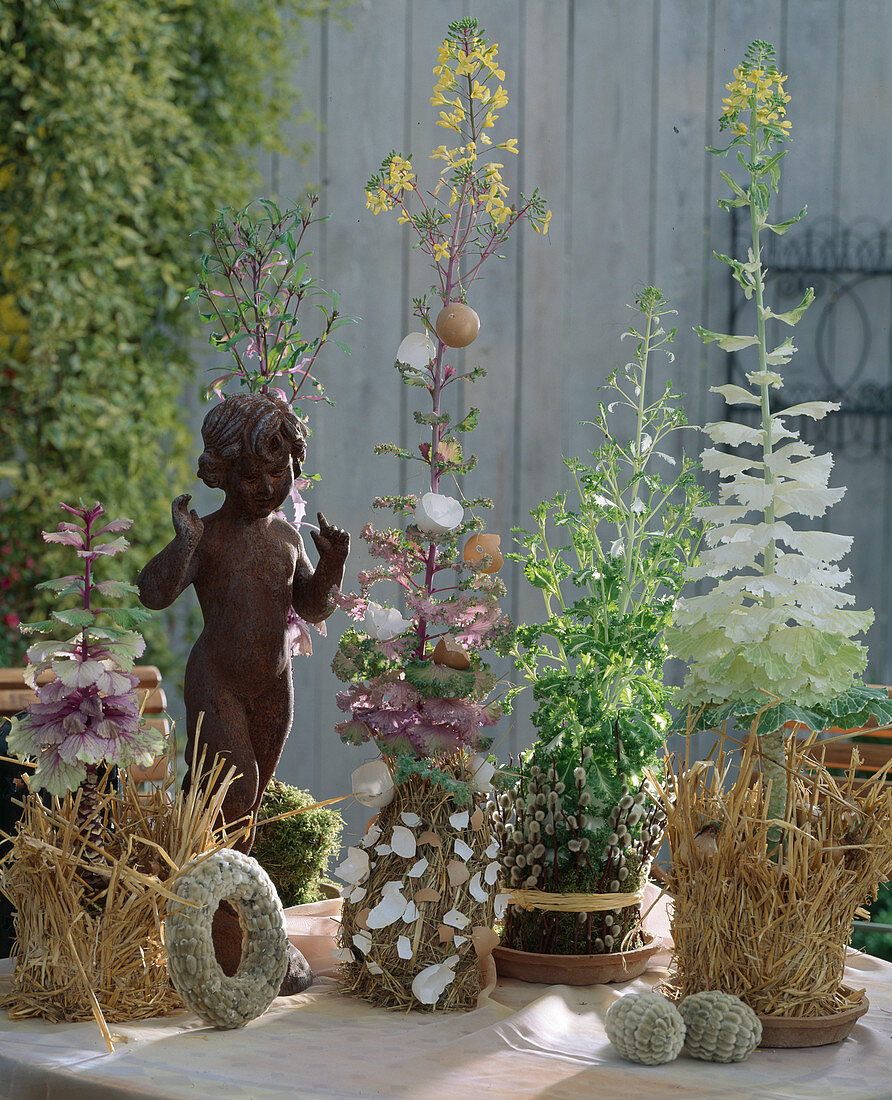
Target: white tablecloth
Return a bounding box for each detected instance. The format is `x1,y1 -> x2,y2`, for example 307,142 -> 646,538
2,898 -> 891,1100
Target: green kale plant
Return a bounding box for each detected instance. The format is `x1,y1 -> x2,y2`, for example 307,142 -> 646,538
498,288 -> 704,953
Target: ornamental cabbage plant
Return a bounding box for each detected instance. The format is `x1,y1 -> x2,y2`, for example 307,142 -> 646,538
332,18 -> 549,803
8,502 -> 164,823
668,42 -> 892,822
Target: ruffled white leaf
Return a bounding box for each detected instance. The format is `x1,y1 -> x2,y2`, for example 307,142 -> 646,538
411,961 -> 456,1005
773,481 -> 845,519
694,504 -> 751,526
746,370 -> 784,388
773,400 -> 840,421
443,908 -> 471,930
390,826 -> 417,859
701,448 -> 763,477
653,451 -> 676,466
448,810 -> 470,830
765,337 -> 797,366
407,857 -> 429,878
711,384 -> 760,406
703,421 -> 763,446
792,583 -> 856,615
397,935 -> 413,960
770,418 -> 799,442
775,553 -> 851,587
765,451 -> 832,488
720,475 -> 775,511
780,528 -> 854,562
453,838 -> 474,862
335,846 -> 370,886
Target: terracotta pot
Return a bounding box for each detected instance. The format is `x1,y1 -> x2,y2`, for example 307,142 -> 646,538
492,933 -> 663,986
756,988 -> 869,1048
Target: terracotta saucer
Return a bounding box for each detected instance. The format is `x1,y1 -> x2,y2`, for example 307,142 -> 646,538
757,988 -> 869,1048
493,933 -> 662,986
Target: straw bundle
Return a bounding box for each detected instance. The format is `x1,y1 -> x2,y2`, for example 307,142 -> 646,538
1,750 -> 243,1030
337,769 -> 498,1012
652,735 -> 892,1017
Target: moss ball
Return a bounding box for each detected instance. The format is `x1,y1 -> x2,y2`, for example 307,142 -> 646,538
251,779 -> 343,907
605,993 -> 686,1065
679,990 -> 762,1062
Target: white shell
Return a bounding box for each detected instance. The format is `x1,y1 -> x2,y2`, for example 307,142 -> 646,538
443,908 -> 471,930
397,935 -> 414,960
402,901 -> 420,923
366,887 -> 407,929
390,825 -> 417,859
469,871 -> 488,902
335,846 -> 370,886
352,760 -> 396,809
367,961 -> 383,975
397,331 -> 436,371
454,935 -> 468,947
484,839 -> 499,859
414,492 -> 464,533
448,810 -> 470,829
400,812 -> 422,826
374,844 -> 392,856
411,961 -> 456,1005
407,857 -> 429,878
483,861 -> 501,886
332,946 -> 355,962
467,753 -> 496,791
352,931 -> 373,954
494,892 -> 511,919
349,886 -> 367,904
359,823 -> 383,848
363,602 -> 412,642
453,838 -> 474,862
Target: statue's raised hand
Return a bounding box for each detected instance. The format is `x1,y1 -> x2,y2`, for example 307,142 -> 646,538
311,512 -> 349,565
172,493 -> 204,551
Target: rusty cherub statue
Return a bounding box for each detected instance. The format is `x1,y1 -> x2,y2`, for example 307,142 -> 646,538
138,393 -> 348,991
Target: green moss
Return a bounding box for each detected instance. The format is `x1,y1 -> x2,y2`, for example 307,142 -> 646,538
251,780 -> 344,908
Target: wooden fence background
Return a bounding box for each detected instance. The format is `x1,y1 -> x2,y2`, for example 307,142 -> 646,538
179,0 -> 891,844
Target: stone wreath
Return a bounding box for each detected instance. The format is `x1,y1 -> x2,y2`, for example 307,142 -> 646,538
165,847 -> 289,1029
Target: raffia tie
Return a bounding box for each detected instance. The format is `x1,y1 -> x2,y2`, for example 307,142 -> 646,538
507,887 -> 645,913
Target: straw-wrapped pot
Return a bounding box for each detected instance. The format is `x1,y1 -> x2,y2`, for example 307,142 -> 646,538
653,735 -> 892,1021
336,766 -> 501,1011
1,752 -> 240,1033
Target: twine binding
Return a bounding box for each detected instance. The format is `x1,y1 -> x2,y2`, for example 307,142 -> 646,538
507,887 -> 645,913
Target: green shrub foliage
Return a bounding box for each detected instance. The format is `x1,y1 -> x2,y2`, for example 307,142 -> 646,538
0,0 -> 341,663
251,780 -> 344,907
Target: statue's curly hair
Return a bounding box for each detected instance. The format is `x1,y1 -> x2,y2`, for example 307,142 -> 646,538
197,393 -> 307,489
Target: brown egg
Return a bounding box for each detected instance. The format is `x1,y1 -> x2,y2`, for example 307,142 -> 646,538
463,532 -> 503,573
432,635 -> 471,670
435,302 -> 480,348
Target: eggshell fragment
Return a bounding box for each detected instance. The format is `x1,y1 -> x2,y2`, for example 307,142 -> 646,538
390,825 -> 417,859
447,859 -> 470,887
462,532 -> 503,573
414,492 -> 464,533
432,636 -> 471,670
411,961 -> 456,1005
435,302 -> 480,348
397,331 -> 436,370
